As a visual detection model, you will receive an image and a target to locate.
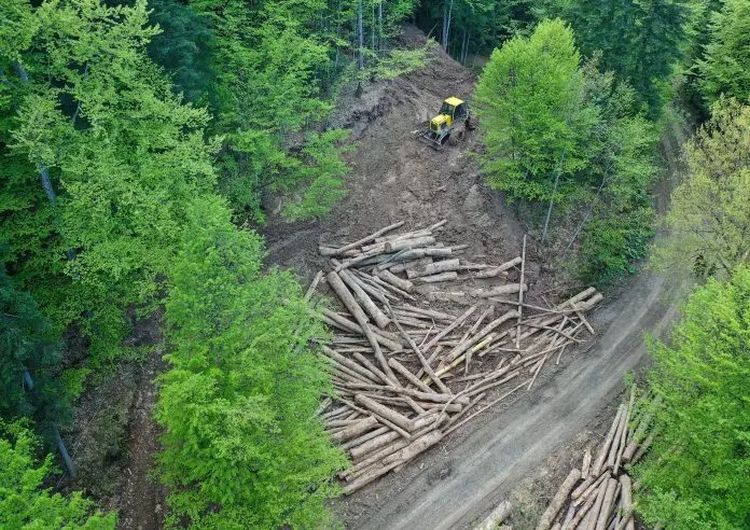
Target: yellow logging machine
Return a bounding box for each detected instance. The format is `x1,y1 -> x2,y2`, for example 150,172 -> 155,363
418,96 -> 471,149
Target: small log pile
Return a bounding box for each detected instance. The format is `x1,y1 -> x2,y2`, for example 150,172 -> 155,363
535,391 -> 659,530
311,221 -> 604,495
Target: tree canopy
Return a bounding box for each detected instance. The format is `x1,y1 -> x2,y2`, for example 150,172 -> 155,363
697,0 -> 750,104
542,0 -> 689,115
635,267 -> 750,528
0,263 -> 67,430
655,97 -> 750,278
474,18 -> 590,201
156,197 -> 346,529
0,420 -> 116,529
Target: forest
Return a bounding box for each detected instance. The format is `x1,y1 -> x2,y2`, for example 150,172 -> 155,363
0,0 -> 748,529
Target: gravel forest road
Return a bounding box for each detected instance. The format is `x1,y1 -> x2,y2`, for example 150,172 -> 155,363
354,269 -> 685,530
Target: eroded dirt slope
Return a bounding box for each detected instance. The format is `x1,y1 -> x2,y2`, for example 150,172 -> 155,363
263,27 -> 529,285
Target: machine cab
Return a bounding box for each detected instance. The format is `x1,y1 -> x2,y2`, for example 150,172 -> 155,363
439,97 -> 467,125
422,96 -> 470,148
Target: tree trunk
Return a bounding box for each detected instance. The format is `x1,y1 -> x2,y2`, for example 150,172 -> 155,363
536,468 -> 581,530
357,0 -> 364,69
442,0 -> 454,51
378,0 -> 383,51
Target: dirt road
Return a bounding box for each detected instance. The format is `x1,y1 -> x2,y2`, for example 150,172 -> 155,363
347,268 -> 685,529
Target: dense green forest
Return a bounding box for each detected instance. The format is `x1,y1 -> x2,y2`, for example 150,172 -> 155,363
0,0 -> 748,527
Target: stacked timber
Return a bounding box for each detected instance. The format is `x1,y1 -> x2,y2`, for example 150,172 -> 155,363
311,221 -> 604,494
535,391 -> 660,530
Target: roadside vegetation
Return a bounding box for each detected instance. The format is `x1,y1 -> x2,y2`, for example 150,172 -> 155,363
0,0 -> 748,528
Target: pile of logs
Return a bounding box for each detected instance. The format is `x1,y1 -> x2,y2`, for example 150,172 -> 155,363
535,391 -> 658,530
310,220 -> 604,494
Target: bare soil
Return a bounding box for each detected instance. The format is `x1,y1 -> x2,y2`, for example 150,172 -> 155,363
263,26 -> 535,294
262,26 -> 689,530
67,25 -> 688,530
65,312 -> 166,530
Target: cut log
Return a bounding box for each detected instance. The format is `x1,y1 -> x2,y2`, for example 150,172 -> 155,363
594,478 -> 618,530
330,416 -> 379,443
389,358 -> 433,393
631,431 -> 655,464
445,310 -> 520,363
474,500 -> 512,530
577,292 -> 604,311
422,305 -> 478,352
325,221 -> 405,255
613,405 -> 630,474
355,394 -> 416,432
473,283 -> 528,298
340,269 -> 391,329
341,381 -> 469,404
623,400 -> 659,462
618,475 -> 635,530
341,426 -> 389,451
342,430 -> 443,494
535,468 -> 581,530
349,412 -> 444,459
607,406 -> 629,470
591,405 -> 625,476
573,471 -> 608,504
352,353 -> 392,386
321,309 -> 402,350
326,271 -> 397,382
376,269 -> 414,292
382,429 -> 443,465
407,258 -> 461,279
582,478 -> 609,530
581,448 -> 592,478
384,235 -> 436,253
385,302 -> 451,394
387,256 -> 434,273
475,268 -> 508,279
321,346 -> 379,383
305,270 -> 324,300
416,271 -> 458,283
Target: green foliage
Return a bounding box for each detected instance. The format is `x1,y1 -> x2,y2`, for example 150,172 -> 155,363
414,0 -> 538,60
475,20 -> 658,286
0,420 -> 116,529
634,268 -> 750,529
576,113 -> 658,285
475,19 -> 592,201
281,130 -> 350,221
0,262 -> 68,429
184,0 -> 351,222
544,0 -> 689,115
655,97 -> 750,278
156,196 -> 346,528
148,0 -> 215,105
370,41 -> 435,81
1,0 -> 218,372
697,0 -> 750,104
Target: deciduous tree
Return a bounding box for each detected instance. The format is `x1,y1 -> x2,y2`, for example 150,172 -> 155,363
0,420 -> 116,529
697,0 -> 750,104
474,19 -> 592,201
635,268 -> 750,529
655,97 -> 750,278
156,197 -> 346,529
